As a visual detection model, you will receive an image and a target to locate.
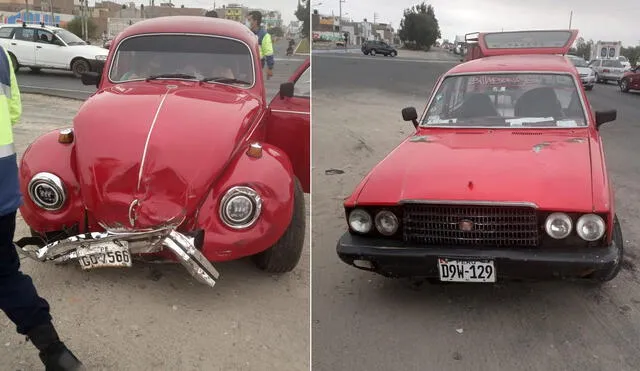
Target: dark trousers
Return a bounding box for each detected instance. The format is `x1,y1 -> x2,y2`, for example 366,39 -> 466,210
0,212 -> 52,335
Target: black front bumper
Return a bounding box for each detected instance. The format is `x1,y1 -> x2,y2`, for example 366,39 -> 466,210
336,232 -> 621,281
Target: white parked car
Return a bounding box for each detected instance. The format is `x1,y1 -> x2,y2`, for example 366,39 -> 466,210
588,58 -> 626,84
0,23 -> 108,77
618,55 -> 632,71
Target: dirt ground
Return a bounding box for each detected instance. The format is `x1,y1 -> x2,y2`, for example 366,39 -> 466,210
1,94 -> 310,371
311,86 -> 640,371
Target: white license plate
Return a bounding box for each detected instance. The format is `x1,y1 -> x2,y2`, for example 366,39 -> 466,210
77,241 -> 132,270
438,258 -> 496,283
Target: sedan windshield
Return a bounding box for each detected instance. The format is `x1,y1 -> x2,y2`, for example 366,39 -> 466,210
423,73 -> 586,128
54,29 -> 86,45
109,34 -> 254,86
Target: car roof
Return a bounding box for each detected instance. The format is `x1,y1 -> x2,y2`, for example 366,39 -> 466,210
447,54 -> 578,75
0,23 -> 62,31
115,16 -> 257,47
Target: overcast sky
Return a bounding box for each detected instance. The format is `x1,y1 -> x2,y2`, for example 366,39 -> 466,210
313,0 -> 640,46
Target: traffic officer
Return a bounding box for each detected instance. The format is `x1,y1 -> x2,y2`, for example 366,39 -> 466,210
246,10 -> 275,80
0,46 -> 84,370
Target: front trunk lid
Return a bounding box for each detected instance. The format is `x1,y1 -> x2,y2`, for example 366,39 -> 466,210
73,83 -> 262,230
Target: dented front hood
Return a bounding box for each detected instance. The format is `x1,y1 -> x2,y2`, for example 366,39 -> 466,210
355,129 -> 594,211
73,83 -> 262,229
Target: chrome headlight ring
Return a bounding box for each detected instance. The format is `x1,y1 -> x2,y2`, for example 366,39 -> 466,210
218,186 -> 262,229
28,172 -> 67,211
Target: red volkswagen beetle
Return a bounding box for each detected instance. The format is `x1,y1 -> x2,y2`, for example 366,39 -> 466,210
337,30 -> 624,284
14,16 -> 310,288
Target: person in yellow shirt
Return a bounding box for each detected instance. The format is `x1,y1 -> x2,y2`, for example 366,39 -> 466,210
246,10 -> 275,80
0,45 -> 84,370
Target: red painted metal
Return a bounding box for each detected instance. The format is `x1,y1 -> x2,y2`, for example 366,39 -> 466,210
18,16 -> 310,262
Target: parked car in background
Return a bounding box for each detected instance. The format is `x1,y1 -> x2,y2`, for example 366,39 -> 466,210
619,65 -> 640,93
337,29 -> 623,285
361,40 -> 398,57
588,58 -> 626,84
567,55 -> 596,90
0,23 -> 108,77
14,16 -> 311,288
618,55 -> 632,71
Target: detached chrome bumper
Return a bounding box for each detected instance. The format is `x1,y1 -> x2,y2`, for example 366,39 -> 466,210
16,228 -> 220,288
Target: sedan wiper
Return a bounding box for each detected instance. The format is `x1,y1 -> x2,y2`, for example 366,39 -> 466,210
200,76 -> 251,85
146,73 -> 196,81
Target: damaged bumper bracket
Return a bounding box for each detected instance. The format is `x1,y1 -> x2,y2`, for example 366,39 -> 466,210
15,228 -> 220,288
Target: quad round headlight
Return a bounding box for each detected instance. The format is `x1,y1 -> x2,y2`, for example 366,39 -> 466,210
545,212 -> 573,239
375,210 -> 399,236
348,209 -> 372,234
576,214 -> 605,241
28,172 -> 66,211
219,186 -> 262,229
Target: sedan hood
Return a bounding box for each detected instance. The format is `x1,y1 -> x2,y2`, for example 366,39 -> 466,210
575,66 -> 593,76
70,44 -> 108,57
355,130 -> 595,211
73,83 -> 262,229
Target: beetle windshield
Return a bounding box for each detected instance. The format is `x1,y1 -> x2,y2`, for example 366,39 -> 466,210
109,34 -> 254,86
423,73 -> 587,128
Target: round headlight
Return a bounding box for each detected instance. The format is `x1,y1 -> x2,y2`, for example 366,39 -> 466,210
576,214 -> 605,241
219,186 -> 261,229
545,212 -> 573,239
375,210 -> 399,236
348,209 -> 372,234
28,172 -> 66,211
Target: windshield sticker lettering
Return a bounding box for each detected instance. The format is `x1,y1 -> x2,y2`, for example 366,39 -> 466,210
469,75 -> 540,87
426,116 -> 457,125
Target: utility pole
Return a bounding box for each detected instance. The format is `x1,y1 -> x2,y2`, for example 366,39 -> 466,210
24,0 -> 29,23
338,0 -> 345,34
373,12 -> 377,25
50,0 -> 55,25
569,10 -> 573,29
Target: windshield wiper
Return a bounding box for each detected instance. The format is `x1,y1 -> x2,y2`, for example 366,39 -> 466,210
146,73 -> 196,81
200,76 -> 251,85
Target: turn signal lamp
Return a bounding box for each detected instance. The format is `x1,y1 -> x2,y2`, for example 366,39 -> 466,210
58,128 -> 74,144
246,142 -> 263,158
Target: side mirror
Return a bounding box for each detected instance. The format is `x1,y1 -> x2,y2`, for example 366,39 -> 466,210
595,109 -> 616,128
81,71 -> 101,87
402,106 -> 419,128
279,82 -> 294,99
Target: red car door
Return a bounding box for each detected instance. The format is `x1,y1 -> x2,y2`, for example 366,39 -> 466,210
265,58 -> 311,193
631,68 -> 640,89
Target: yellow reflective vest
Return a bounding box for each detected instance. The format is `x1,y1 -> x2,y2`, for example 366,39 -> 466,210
0,45 -> 23,216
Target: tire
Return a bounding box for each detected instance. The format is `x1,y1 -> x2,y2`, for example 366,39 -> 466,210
71,58 -> 90,78
585,85 -> 593,91
595,73 -> 601,83
620,79 -> 630,92
252,178 -> 306,273
370,49 -> 376,56
390,51 -> 397,57
588,214 -> 624,284
8,52 -> 19,72
30,67 -> 41,73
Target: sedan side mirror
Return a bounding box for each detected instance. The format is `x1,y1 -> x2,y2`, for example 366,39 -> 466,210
81,72 -> 101,88
595,109 -> 616,128
402,106 -> 419,128
279,82 -> 294,99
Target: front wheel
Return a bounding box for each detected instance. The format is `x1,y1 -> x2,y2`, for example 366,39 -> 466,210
620,79 -> 630,92
71,58 -> 90,78
588,214 -> 624,284
370,49 -> 376,56
585,85 -> 593,91
595,73 -> 601,83
252,178 -> 306,273
390,51 -> 397,57
8,53 -> 19,72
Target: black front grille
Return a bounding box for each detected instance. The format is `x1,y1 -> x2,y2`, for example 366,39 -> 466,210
403,203 -> 539,247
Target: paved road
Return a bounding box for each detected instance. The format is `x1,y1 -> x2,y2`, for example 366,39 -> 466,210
312,52 -> 640,371
2,93 -> 310,370
14,39 -> 306,100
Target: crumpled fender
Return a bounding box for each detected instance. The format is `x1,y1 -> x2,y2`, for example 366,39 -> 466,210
19,130 -> 85,234
194,142 -> 296,261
